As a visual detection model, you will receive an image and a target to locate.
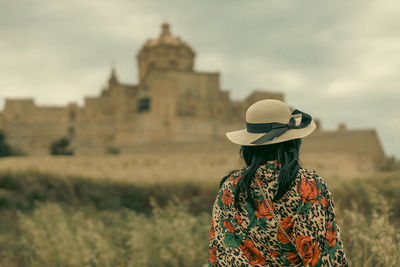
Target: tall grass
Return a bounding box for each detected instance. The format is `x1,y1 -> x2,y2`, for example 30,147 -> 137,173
0,199 -> 209,267
0,193 -> 398,266
0,170 -> 399,266
17,203 -> 118,267
127,197 -> 210,267
338,186 -> 400,266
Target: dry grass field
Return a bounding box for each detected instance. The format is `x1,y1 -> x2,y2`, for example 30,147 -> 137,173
0,153 -> 240,186
0,152 -> 399,266
0,149 -> 377,185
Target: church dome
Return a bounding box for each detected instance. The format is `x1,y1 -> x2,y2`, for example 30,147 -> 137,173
137,23 -> 196,82
140,22 -> 195,54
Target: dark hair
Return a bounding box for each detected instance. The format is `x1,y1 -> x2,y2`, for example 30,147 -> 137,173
219,138 -> 302,208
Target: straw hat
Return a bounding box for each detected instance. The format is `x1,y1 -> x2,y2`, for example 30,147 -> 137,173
226,99 -> 316,146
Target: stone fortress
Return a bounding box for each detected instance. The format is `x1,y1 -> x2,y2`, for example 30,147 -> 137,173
0,23 -> 385,171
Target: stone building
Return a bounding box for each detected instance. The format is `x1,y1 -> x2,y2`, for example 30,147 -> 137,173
0,23 -> 282,154
0,23 -> 385,167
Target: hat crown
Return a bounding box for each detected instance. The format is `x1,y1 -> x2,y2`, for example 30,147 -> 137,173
246,99 -> 291,124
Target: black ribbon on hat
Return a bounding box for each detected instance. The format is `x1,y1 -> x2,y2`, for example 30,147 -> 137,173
247,109 -> 312,145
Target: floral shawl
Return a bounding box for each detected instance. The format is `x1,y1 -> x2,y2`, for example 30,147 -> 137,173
208,161 -> 348,266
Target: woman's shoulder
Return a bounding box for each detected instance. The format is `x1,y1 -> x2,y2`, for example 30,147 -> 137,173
217,169 -> 247,200
220,169 -> 243,189
296,167 -> 331,195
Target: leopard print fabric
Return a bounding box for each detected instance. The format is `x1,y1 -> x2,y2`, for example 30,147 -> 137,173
208,161 -> 348,266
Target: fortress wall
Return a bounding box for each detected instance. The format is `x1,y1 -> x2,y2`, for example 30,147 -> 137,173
131,112 -> 174,143
33,107 -> 69,122
1,122 -> 70,136
2,98 -> 37,122
129,112 -> 150,144
1,122 -> 71,155
112,123 -> 136,145
196,72 -> 220,94
0,119 -> 119,155
162,69 -> 220,96
302,129 -> 385,164
129,76 -> 178,143
174,119 -> 218,141
174,118 -> 243,142
146,70 -> 231,121
2,98 -> 74,123
0,109 -> 385,178
146,74 -> 177,117
4,99 -> 83,124
84,97 -> 119,119
162,70 -> 234,120
98,84 -> 139,121
70,121 -> 117,145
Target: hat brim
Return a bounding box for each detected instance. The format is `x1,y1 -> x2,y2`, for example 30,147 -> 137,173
226,120 -> 316,146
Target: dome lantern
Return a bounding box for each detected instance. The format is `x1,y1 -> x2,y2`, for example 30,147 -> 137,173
161,22 -> 171,36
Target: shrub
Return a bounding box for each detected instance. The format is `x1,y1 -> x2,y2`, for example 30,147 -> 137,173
379,156 -> 400,171
0,130 -> 23,157
49,137 -> 74,155
105,146 -> 120,155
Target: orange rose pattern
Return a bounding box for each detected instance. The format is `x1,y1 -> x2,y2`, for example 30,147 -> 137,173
270,250 -> 278,258
208,163 -> 348,266
273,160 -> 281,167
277,217 -> 294,244
221,188 -> 233,205
296,235 -> 320,266
239,239 -> 266,266
287,251 -> 301,264
223,220 -> 234,233
254,199 -> 274,218
297,178 -> 321,203
209,246 -> 217,263
233,175 -> 242,186
209,218 -> 215,239
326,221 -> 337,247
235,213 -> 243,225
320,197 -> 329,208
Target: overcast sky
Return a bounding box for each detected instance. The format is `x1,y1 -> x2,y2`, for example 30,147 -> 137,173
0,0 -> 399,157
